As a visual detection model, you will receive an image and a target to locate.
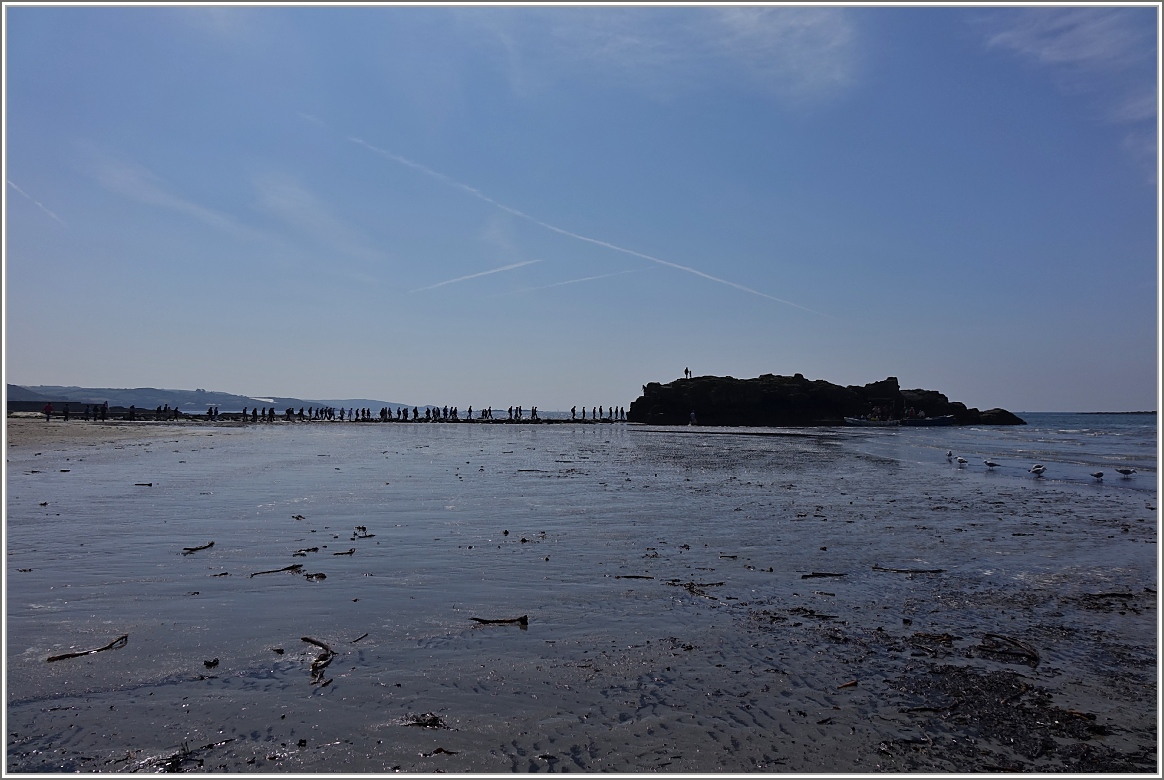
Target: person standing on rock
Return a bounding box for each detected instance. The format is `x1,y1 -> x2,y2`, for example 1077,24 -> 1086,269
43,402 -> 52,421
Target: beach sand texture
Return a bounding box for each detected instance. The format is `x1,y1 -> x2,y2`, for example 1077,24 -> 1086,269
5,416 -> 1157,772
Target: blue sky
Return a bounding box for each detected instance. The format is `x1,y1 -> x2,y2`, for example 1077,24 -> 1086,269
4,6 -> 1159,411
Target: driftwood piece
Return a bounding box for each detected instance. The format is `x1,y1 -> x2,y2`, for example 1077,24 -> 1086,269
470,615 -> 528,626
249,564 -> 304,578
182,541 -> 214,555
332,548 -> 356,556
978,633 -> 1040,665
801,572 -> 846,579
873,564 -> 946,574
46,634 -> 128,663
302,637 -> 335,685
615,575 -> 654,580
666,580 -> 725,600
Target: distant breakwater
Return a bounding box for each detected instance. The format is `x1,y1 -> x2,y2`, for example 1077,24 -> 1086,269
627,373 -> 1025,427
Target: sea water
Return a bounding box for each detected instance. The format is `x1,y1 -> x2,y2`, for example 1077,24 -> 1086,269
5,414 -> 1157,772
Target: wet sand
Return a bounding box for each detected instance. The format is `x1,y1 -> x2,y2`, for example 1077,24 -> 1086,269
6,414 -> 208,449
5,417 -> 1157,772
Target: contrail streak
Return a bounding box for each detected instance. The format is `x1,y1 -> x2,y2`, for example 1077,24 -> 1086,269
7,180 -> 66,225
349,137 -> 825,316
490,269 -> 639,298
411,259 -> 542,293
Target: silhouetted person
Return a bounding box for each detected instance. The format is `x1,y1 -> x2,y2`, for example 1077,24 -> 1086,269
129,405 -> 136,421
101,402 -> 108,421
43,403 -> 52,421
83,405 -> 91,422
571,406 -> 576,420
63,404 -> 70,421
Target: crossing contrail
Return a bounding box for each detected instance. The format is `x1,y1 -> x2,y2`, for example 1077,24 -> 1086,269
348,137 -> 826,316
7,180 -> 66,226
411,259 -> 542,293
490,269 -> 639,297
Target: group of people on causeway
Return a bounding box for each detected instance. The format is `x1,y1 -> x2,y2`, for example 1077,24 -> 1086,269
42,402 -> 108,422
40,402 -> 627,423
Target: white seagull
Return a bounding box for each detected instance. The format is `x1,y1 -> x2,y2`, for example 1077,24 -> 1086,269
1116,468 -> 1137,477
946,450 -> 953,460
984,460 -> 999,469
1090,472 -> 1104,481
1029,464 -> 1046,477
956,456 -> 968,466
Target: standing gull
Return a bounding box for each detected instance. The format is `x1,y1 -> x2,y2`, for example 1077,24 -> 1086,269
1090,472 -> 1104,481
1029,464 -> 1046,477
1115,468 -> 1137,477
984,460 -> 1000,469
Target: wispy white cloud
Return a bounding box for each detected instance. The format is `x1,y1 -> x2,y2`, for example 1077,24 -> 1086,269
87,154 -> 382,275
353,137 -> 827,316
490,269 -> 639,298
90,157 -> 254,237
467,6 -> 857,102
181,6 -> 262,45
706,7 -> 856,98
6,180 -> 66,226
252,172 -> 386,263
412,259 -> 542,293
983,8 -> 1154,72
297,111 -> 327,128
978,8 -> 1157,180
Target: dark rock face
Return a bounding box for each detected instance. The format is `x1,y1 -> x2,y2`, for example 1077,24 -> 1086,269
976,408 -> 1027,425
627,374 -> 1025,427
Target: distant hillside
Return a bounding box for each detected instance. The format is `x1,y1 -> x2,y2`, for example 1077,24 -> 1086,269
6,384 -> 54,402
11,385 -> 420,412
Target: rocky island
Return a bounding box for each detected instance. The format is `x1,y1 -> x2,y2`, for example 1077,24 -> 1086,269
627,373 -> 1025,427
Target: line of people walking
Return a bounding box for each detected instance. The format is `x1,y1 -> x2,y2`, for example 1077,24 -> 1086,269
40,401 -> 628,424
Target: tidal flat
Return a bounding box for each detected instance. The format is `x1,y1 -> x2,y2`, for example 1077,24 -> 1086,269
5,416 -> 1157,772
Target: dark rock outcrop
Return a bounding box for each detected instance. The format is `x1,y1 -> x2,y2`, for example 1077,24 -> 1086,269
627,374 -> 1024,427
